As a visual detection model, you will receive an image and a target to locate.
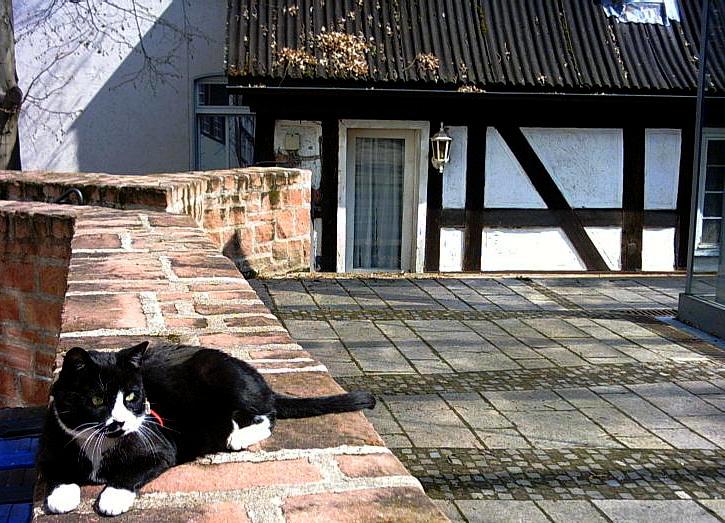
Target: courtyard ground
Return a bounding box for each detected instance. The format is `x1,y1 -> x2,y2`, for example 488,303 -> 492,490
252,275 -> 725,523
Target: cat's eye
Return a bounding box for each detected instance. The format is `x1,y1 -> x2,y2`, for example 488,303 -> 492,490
91,395 -> 104,407
125,392 -> 136,402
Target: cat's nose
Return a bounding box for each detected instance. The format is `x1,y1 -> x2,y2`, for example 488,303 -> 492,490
107,420 -> 124,433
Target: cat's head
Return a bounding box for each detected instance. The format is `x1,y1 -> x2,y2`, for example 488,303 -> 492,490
52,341 -> 150,439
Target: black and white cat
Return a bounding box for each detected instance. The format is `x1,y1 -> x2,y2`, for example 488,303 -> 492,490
38,341 -> 375,516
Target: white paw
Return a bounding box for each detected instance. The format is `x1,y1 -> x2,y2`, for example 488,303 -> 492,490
226,416 -> 272,451
97,487 -> 136,516
46,483 -> 81,514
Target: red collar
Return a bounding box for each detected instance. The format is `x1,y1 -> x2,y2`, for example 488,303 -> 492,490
149,408 -> 164,428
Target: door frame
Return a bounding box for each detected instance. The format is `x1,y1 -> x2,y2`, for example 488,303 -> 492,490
337,120 -> 430,273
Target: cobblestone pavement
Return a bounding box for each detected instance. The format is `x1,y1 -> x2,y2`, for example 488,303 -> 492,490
252,276 -> 725,522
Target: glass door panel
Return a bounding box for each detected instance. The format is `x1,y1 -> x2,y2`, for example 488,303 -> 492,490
352,137 -> 405,270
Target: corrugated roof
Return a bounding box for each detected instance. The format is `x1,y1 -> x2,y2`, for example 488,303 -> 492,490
226,0 -> 718,94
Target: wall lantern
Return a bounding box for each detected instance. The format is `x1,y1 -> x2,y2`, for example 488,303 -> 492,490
430,122 -> 453,174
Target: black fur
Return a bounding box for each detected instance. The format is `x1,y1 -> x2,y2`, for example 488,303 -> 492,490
38,341 -> 375,513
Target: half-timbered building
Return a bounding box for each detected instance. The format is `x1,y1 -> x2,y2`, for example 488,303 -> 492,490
226,0 -> 724,274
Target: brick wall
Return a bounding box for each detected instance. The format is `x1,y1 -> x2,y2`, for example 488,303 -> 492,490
0,168 -> 311,276
0,202 -> 74,407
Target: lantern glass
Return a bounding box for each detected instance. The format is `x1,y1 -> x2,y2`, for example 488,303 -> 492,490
430,123 -> 453,173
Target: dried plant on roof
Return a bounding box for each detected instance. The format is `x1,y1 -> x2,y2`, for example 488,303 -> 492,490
315,32 -> 370,78
277,48 -> 318,75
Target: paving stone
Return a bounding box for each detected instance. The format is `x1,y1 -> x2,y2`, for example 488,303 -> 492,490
476,428 -> 531,448
348,345 -> 415,374
386,395 -> 482,448
650,428 -> 718,449
676,415 -> 725,448
602,393 -> 683,429
676,380 -> 724,395
533,346 -> 589,367
616,435 -> 672,449
627,382 -> 722,417
456,500 -> 549,522
411,359 -> 455,374
483,390 -> 575,412
699,500 -> 725,520
524,318 -> 587,338
555,388 -> 610,409
536,500 -> 610,523
433,500 -> 466,522
505,411 -> 619,448
446,397 -> 514,430
330,320 -> 387,342
593,500 -> 722,523
442,351 -> 521,373
283,320 -> 337,340
581,407 -> 652,438
702,394 -> 725,411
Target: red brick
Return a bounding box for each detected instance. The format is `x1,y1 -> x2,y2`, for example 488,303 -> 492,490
63,294 -> 146,332
34,351 -> 57,378
283,487 -> 447,523
19,374 -> 51,406
0,344 -> 33,372
223,316 -> 282,328
71,233 -> 121,249
38,265 -> 69,297
187,502 -> 251,523
194,303 -> 267,315
165,317 -> 208,329
255,223 -> 274,243
336,454 -> 409,479
0,369 -> 18,407
0,262 -> 34,292
274,210 -> 295,240
22,297 -> 64,331
0,294 -> 20,321
142,459 -> 321,493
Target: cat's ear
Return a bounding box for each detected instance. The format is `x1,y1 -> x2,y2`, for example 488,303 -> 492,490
119,341 -> 149,368
62,347 -> 93,373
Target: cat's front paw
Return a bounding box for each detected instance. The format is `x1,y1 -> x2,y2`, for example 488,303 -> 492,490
46,483 -> 81,514
97,487 -> 136,516
226,416 -> 272,451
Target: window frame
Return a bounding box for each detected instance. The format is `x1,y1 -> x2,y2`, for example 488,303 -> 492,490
694,129 -> 725,256
193,75 -> 254,170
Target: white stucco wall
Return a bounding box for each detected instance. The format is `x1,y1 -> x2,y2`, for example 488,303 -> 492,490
585,227 -> 622,270
440,228 -> 464,271
442,126 -> 467,209
522,128 -> 624,208
642,227 -> 676,271
481,228 -> 586,271
484,127 -> 546,208
15,0 -> 227,173
644,129 -> 681,210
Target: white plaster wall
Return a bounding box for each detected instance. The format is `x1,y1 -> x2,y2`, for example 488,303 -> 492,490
442,126 -> 467,209
439,228 -> 464,272
274,121 -> 322,188
522,128 -> 624,208
644,129 -> 681,210
15,0 -> 227,173
481,228 -> 586,271
484,128 -> 546,208
273,121 -> 321,270
585,227 -> 622,270
642,227 -> 676,271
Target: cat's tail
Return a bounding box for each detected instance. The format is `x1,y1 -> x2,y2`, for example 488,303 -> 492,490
274,391 -> 376,419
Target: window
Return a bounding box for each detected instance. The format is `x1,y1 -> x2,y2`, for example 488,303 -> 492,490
194,77 -> 255,170
602,0 -> 680,26
695,131 -> 725,255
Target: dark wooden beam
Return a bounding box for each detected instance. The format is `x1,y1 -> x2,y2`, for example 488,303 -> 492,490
443,208 -> 677,228
424,121 -> 443,272
463,123 -> 485,271
252,113 -> 275,164
676,123 -> 695,269
621,127 -> 646,271
496,126 -> 609,271
320,119 -> 339,272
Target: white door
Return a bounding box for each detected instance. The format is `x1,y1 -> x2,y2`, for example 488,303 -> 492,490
345,129 -> 418,271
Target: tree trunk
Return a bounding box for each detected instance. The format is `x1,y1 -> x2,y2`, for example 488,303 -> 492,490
0,0 -> 21,170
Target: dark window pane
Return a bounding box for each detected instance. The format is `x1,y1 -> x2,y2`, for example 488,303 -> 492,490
706,139 -> 725,165
705,166 -> 724,191
702,219 -> 722,245
198,83 -> 229,106
704,193 -> 724,217
229,115 -> 256,168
